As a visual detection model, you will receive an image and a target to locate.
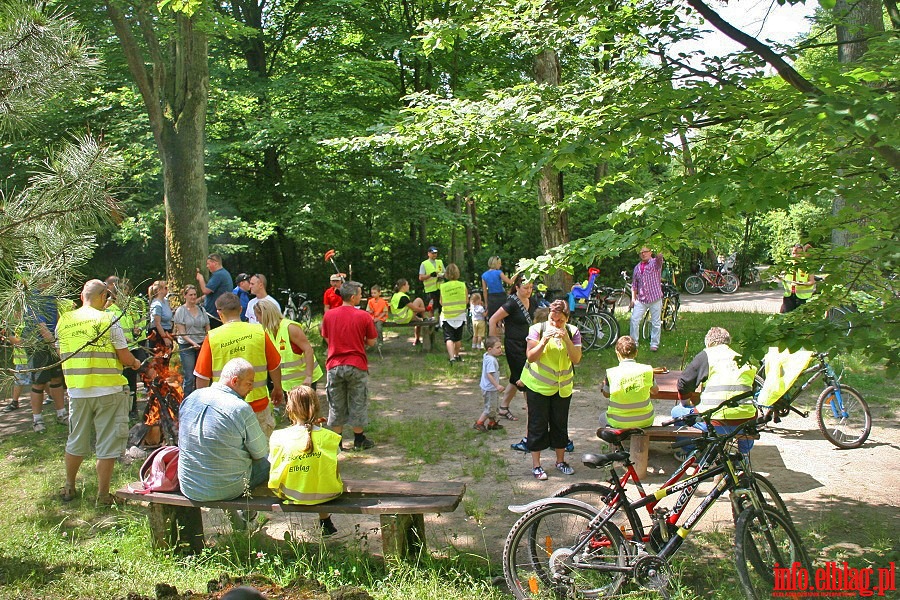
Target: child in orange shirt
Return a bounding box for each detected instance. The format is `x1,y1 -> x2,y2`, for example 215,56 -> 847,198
366,285 -> 389,347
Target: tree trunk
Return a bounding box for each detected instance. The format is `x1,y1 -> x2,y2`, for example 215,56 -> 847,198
534,48 -> 572,291
107,5 -> 209,290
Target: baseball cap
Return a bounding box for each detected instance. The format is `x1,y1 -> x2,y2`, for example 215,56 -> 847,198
428,246 -> 438,253
330,273 -> 343,281
235,273 -> 251,283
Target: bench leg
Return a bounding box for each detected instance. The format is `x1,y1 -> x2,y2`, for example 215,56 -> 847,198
422,327 -> 433,352
630,434 -> 649,477
148,504 -> 205,554
380,513 -> 425,559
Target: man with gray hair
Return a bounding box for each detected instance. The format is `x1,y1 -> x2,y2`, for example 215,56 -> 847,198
320,281 -> 378,450
672,327 -> 758,455
178,357 -> 270,501
56,279 -> 143,505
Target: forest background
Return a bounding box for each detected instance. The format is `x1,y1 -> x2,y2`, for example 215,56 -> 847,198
0,0 -> 897,366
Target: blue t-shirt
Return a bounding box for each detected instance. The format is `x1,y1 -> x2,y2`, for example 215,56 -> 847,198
233,286 -> 250,321
204,268 -> 233,315
150,298 -> 174,331
482,269 -> 505,294
23,293 -> 58,343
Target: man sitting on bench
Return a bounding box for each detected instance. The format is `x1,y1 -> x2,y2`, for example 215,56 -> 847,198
672,327 -> 758,455
178,358 -> 270,501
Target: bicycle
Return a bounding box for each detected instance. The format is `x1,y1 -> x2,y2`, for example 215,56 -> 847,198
280,289 -> 312,330
754,350 -> 871,449
503,397 -> 809,599
552,424 -> 788,539
604,270 -> 632,315
826,305 -> 855,336
683,259 -> 740,295
570,298 -> 619,351
639,282 -> 680,341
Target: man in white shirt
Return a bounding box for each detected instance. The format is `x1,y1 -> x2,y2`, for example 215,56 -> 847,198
246,273 -> 281,323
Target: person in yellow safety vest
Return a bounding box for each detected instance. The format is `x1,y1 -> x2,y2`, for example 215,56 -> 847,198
673,327 -> 758,454
439,263 -> 469,364
56,279 -> 143,506
780,243 -> 816,313
1,317 -> 28,412
253,300 -> 323,390
193,292 -> 283,437
105,277 -> 148,420
418,246 -> 445,318
600,336 -> 658,429
268,385 -> 342,536
389,279 -> 428,346
519,299 -> 583,481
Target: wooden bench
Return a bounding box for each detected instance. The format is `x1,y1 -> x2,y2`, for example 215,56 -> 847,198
629,426 -> 759,477
115,479 -> 465,558
382,318 -> 438,351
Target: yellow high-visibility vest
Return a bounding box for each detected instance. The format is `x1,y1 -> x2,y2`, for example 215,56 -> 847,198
107,304 -> 137,349
440,280 -> 468,320
606,361 -> 655,428
521,323 -> 577,397
12,327 -> 26,366
390,292 -> 414,324
275,319 -> 323,386
57,306 -> 127,389
208,322 -> 270,404
420,259 -> 444,293
697,345 -> 757,420
268,426 -> 343,505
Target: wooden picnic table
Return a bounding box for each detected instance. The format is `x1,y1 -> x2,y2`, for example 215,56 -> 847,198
651,369 -> 698,402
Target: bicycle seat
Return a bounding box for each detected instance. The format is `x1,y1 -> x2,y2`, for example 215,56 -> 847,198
596,427 -> 645,444
582,451 -> 629,469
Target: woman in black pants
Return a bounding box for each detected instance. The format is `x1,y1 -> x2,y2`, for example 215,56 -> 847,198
488,276 -> 536,420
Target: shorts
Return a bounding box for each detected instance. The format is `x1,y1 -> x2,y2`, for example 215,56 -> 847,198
472,320 -> 486,339
29,345 -> 63,385
325,365 -> 369,429
481,389 -> 499,419
65,389 -> 129,459
13,364 -> 29,387
442,321 -> 464,343
255,404 -> 275,438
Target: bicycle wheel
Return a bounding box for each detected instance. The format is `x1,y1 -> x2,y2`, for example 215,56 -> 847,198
734,507 -> 810,600
640,311 -> 650,342
684,275 -> 704,295
614,288 -> 631,314
298,302 -> 312,330
730,473 -> 792,525
815,385 -> 871,449
503,503 -> 627,599
826,307 -> 853,336
552,482 -> 617,510
570,313 -> 598,351
284,305 -> 298,321
662,298 -> 678,331
720,274 -> 740,294
592,312 -> 618,349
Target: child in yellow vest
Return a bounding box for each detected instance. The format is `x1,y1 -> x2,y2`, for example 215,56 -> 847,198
268,386 -> 343,536
600,336 -> 658,429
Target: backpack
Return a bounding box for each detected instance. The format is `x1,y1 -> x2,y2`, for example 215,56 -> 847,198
129,445 -> 180,494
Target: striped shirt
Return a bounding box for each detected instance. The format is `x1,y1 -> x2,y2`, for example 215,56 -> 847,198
632,255 -> 664,304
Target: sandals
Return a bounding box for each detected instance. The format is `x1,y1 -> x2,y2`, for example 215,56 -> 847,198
96,493 -> 125,507
498,407 -> 519,421
60,483 -> 77,502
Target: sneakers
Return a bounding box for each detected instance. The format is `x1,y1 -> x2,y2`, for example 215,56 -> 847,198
2,400 -> 20,412
511,438 -> 528,452
473,422 -> 488,433
556,461 -> 575,476
320,517 -> 337,536
56,413 -> 69,426
353,436 -> 375,451
650,346 -> 659,352
532,467 -> 548,481
565,439 -> 575,452
487,421 -> 504,431
33,420 -> 46,433
673,448 -> 689,462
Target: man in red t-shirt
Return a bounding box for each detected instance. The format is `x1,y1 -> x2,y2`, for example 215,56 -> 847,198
323,273 -> 345,312
320,281 -> 378,451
